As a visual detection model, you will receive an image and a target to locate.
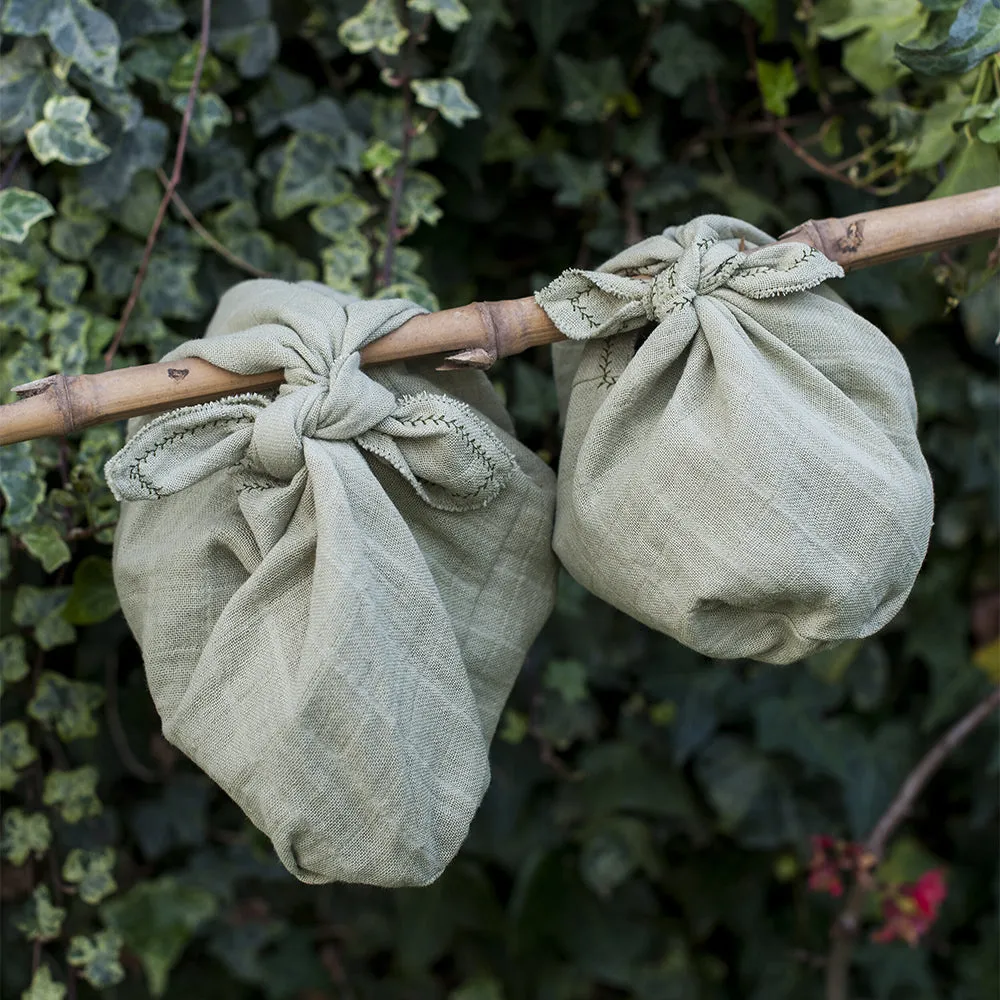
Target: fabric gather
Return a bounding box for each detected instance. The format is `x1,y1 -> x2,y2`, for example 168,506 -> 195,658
107,280 -> 558,888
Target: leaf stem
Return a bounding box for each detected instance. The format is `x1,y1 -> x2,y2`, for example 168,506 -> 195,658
155,167 -> 271,278
103,0 -> 213,369
825,684 -> 1000,1000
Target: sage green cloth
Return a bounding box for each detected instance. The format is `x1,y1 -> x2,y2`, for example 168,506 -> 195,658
106,280 -> 558,887
539,215 -> 934,665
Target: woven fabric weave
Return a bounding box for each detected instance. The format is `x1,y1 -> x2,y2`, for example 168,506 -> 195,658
539,215 -> 934,664
107,280 -> 558,887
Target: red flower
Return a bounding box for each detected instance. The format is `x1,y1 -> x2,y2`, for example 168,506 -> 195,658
806,835 -> 875,899
871,868 -> 947,946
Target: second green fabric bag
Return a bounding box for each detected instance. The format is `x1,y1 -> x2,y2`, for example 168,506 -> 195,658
106,280 -> 558,887
539,215 -> 934,665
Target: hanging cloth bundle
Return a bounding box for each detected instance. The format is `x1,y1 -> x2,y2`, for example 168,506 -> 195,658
106,280 -> 558,887
537,215 -> 935,664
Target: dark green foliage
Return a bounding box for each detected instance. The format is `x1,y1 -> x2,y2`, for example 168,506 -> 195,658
1,1 -> 998,998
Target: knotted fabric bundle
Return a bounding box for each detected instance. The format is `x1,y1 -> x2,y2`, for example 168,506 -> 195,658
539,215 -> 933,664
106,280 -> 558,886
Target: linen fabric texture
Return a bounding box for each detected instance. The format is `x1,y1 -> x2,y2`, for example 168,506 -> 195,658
106,280 -> 558,887
539,215 -> 933,665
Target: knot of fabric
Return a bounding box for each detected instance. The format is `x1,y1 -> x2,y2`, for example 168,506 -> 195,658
644,238 -> 745,323
105,282 -> 518,512
534,214 -> 845,343
248,351 -> 398,481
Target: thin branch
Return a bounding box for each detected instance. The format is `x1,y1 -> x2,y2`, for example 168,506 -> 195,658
103,0 -> 213,369
775,128 -> 878,194
379,4 -> 420,289
155,167 -> 271,278
825,685 -> 1000,1000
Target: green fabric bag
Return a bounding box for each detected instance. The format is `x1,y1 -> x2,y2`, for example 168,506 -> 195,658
106,280 -> 558,887
538,215 -> 934,665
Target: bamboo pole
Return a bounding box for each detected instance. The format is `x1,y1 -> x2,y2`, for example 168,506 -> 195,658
1,187 -> 997,447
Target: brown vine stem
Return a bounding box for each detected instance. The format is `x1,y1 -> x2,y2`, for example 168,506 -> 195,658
105,653 -> 160,783
379,3 -> 420,289
155,167 -> 271,278
103,0 -> 213,369
825,684 -> 1000,1000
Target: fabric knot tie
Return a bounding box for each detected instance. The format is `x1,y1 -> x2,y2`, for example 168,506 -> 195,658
249,351 -> 398,481
105,284 -> 519,513
534,214 -> 845,343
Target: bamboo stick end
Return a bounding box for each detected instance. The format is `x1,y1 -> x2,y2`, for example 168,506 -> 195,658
12,375 -> 62,399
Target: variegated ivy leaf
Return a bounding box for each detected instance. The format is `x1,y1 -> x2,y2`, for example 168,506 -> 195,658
63,848 -> 118,904
15,886 -> 66,942
411,77 -> 481,128
0,189 -> 55,244
0,721 -> 38,791
0,634 -> 30,696
21,965 -> 67,1000
43,765 -> 102,823
321,230 -> 371,293
376,169 -> 445,229
28,670 -> 106,742
309,196 -> 375,239
170,92 -> 232,146
0,0 -> 120,87
17,524 -> 72,573
27,95 -> 111,166
338,0 -> 409,56
274,134 -> 353,219
67,929 -> 126,990
408,0 -> 470,32
0,39 -> 59,146
44,262 -> 87,307
212,20 -> 280,80
1,808 -> 53,865
49,192 -> 110,261
0,441 -> 45,528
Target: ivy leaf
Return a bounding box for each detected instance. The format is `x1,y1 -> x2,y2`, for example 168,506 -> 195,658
0,634 -> 31,695
0,189 -> 55,244
375,169 -> 445,228
213,20 -> 280,80
21,965 -> 67,1000
411,77 -> 482,127
44,263 -> 87,307
15,886 -> 66,942
321,231 -> 371,293
897,0 -> 1000,76
77,115 -> 169,208
756,58 -> 799,117
27,95 -> 111,166
0,721 -> 38,791
246,66 -> 316,138
102,877 -> 218,997
28,670 -> 105,741
17,524 -> 72,573
62,555 -> 121,625
63,848 -> 118,904
308,195 -> 375,239
42,765 -> 103,823
817,0 -> 927,93
13,586 -> 76,650
49,192 -> 110,260
544,659 -> 589,703
338,0 -> 409,56
0,0 -> 121,87
273,134 -> 353,218
67,929 -> 127,990
170,92 -> 232,146
100,0 -> 185,45
554,55 -> 635,124
1,808 -> 53,866
649,22 -> 723,98
408,0 -> 471,32
0,39 -> 58,145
